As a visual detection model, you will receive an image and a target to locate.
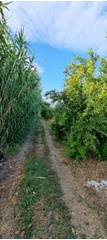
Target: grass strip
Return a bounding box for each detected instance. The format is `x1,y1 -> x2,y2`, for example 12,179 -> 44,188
17,122 -> 77,239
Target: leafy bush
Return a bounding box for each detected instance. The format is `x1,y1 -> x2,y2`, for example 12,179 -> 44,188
50,49 -> 107,162
99,140 -> 107,161
66,117 -> 100,162
41,102 -> 53,119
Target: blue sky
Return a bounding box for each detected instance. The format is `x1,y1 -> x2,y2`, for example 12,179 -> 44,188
4,1 -> 107,94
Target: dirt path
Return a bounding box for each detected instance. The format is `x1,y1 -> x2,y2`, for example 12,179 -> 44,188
43,121 -> 107,239
0,133 -> 32,239
0,121 -> 107,239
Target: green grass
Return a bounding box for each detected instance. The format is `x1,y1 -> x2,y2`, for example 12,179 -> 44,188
80,233 -> 87,239
84,221 -> 89,226
17,122 -> 77,239
5,144 -> 18,156
78,196 -> 83,203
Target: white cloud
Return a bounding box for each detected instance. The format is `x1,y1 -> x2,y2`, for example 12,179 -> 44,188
4,1 -> 107,54
34,62 -> 44,75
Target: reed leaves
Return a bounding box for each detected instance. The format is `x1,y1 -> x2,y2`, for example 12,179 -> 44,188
0,3 -> 41,150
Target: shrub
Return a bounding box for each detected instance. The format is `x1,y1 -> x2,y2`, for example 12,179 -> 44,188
41,102 -> 53,119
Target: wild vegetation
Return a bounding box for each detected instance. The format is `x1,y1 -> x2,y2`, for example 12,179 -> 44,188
41,101 -> 53,119
44,49 -> 107,162
1,1 -> 107,163
0,3 -> 107,239
0,2 -> 41,152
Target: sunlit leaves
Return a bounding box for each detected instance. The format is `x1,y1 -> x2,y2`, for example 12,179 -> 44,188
52,48 -> 107,161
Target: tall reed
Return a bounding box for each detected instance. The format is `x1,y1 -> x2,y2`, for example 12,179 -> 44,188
0,2 -> 41,150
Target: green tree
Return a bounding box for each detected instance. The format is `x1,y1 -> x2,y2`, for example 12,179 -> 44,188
41,101 -> 53,119
51,49 -> 107,161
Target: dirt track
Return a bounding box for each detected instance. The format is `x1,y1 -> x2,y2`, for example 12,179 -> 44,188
0,120 -> 107,239
43,121 -> 107,239
0,133 -> 32,239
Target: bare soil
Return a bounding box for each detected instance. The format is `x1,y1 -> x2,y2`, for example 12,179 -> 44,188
0,121 -> 107,239
0,133 -> 32,239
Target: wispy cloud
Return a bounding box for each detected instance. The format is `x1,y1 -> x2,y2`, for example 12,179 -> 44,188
5,1 -> 107,54
34,62 -> 44,75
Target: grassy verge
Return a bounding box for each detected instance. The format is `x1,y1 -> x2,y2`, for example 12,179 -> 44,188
17,121 -> 77,239
3,117 -> 39,157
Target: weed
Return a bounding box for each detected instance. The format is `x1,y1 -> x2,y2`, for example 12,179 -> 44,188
5,144 -> 18,156
103,223 -> 107,229
78,196 -> 83,203
80,233 -> 87,239
84,221 -> 89,226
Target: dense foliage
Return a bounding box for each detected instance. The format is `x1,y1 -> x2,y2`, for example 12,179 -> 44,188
41,102 -> 53,119
0,2 -> 41,150
50,50 -> 107,161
